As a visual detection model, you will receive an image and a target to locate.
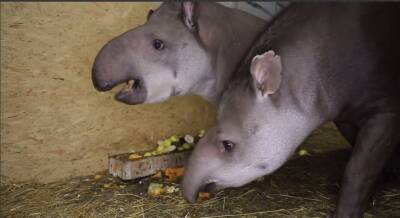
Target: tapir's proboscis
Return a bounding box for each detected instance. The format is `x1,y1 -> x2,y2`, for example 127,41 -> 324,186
92,2 -> 265,105
182,3 -> 400,218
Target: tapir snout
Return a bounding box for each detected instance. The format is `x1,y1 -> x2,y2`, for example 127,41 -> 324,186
91,2 -> 266,105
92,31 -> 148,105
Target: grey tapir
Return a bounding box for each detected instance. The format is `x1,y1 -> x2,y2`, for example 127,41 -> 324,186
91,2 -> 265,105
182,3 -> 400,218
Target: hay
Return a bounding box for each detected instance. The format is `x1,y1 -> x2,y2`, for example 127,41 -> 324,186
2,149 -> 399,218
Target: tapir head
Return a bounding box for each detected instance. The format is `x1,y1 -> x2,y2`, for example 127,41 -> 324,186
92,2 -> 211,104
182,51 -> 310,203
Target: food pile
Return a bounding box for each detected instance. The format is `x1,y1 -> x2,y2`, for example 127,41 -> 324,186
147,167 -> 184,196
124,129 -> 210,201
128,129 -> 205,160
147,167 -> 210,201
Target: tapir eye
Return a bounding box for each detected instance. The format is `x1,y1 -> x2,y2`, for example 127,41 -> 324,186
153,39 -> 164,50
221,140 -> 235,152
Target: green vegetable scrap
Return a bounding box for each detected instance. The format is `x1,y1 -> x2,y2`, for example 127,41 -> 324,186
298,149 -> 310,156
148,183 -> 165,196
133,131 -> 203,158
198,129 -> 205,138
170,135 -> 179,142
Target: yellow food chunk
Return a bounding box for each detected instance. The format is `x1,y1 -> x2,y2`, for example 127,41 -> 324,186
164,139 -> 172,146
170,135 -> 179,142
148,183 -> 165,196
128,153 -> 142,160
298,149 -> 310,156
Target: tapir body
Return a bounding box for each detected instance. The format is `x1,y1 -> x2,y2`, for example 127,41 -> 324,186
92,2 -> 265,105
183,3 -> 400,218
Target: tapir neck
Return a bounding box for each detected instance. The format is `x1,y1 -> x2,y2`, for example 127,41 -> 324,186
192,3 -> 266,105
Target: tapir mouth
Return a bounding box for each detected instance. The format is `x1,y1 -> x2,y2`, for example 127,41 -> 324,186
114,78 -> 147,105
184,181 -> 220,203
202,182 -> 219,193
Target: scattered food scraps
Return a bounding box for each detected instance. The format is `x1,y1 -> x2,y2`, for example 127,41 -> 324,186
148,183 -> 165,196
164,167 -> 185,182
125,131 -> 202,159
165,185 -> 180,194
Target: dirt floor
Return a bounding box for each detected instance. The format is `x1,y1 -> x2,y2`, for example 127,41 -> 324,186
1,123 -> 399,218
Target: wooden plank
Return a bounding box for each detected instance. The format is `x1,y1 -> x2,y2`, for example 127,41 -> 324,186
109,150 -> 191,180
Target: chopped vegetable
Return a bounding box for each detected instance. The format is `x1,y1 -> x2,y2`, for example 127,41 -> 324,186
298,149 -> 310,156
128,153 -> 142,160
197,192 -> 210,201
198,129 -> 205,138
165,185 -> 180,194
164,139 -> 172,146
170,135 -> 179,142
162,145 -> 176,153
164,167 -> 185,182
148,183 -> 165,196
184,134 -> 194,144
127,131 -> 201,161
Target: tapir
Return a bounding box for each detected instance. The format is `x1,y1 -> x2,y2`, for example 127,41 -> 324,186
91,2 -> 265,105
182,3 -> 400,218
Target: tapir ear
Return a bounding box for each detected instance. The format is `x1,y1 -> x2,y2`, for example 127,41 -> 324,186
182,1 -> 196,31
250,50 -> 282,97
147,9 -> 154,21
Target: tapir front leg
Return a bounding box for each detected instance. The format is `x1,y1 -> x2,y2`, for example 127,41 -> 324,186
333,114 -> 400,218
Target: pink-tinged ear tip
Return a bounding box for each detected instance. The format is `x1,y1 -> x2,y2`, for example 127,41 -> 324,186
265,50 -> 275,56
251,50 -> 279,64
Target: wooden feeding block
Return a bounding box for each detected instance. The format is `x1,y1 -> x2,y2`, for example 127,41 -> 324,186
109,150 -> 191,180
108,132 -> 203,180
